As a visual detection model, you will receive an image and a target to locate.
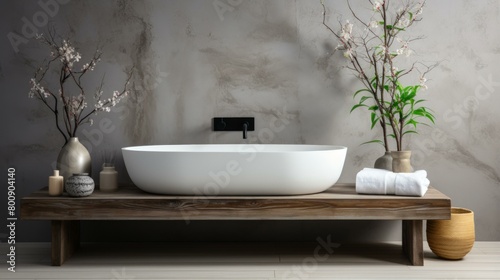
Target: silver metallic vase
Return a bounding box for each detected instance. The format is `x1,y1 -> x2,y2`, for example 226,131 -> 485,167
57,137 -> 92,180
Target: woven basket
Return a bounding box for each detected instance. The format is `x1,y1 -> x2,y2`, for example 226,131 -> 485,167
426,207 -> 475,260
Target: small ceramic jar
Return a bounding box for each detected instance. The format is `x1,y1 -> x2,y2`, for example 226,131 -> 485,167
100,163 -> 118,192
65,173 -> 94,197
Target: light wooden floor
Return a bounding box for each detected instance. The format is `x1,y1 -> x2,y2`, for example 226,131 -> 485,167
1,241 -> 499,279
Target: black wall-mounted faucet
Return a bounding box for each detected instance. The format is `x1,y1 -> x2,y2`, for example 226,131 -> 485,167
213,117 -> 255,139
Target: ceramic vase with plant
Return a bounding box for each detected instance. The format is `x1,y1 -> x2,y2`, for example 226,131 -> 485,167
28,31 -> 132,180
321,0 -> 436,172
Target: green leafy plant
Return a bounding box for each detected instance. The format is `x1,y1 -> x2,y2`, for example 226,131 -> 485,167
321,0 -> 436,151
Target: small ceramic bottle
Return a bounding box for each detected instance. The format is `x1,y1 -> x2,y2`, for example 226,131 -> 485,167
48,170 -> 64,196
100,163 -> 118,192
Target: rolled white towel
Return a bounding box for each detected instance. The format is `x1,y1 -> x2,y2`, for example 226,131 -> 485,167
356,168 -> 429,197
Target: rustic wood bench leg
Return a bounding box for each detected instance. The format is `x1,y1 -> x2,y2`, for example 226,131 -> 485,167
402,220 -> 423,266
51,220 -> 80,266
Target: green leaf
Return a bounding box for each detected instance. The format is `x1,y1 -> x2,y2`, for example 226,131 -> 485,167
350,104 -> 368,113
413,107 -> 436,124
353,88 -> 372,99
361,139 -> 385,147
403,111 -> 413,120
413,107 -> 426,116
400,85 -> 413,100
396,82 -> 404,94
407,85 -> 419,99
368,105 -> 379,111
403,130 -> 418,136
405,119 -> 419,129
359,95 -> 372,104
395,70 -> 405,77
425,112 -> 436,124
370,112 -> 379,129
408,11 -> 414,21
371,81 -> 378,89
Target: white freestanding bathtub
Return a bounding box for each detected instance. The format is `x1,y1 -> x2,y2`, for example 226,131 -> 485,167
122,144 -> 347,195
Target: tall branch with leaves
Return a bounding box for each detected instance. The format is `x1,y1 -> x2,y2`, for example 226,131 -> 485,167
28,32 -> 133,145
321,0 -> 436,151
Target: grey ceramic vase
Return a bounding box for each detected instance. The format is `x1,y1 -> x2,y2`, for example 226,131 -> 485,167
374,151 -> 392,170
57,137 -> 91,180
391,150 -> 413,173
65,173 -> 94,197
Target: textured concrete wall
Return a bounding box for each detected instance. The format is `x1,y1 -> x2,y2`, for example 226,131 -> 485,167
1,0 -> 499,242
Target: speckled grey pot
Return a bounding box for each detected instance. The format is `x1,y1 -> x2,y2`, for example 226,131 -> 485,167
65,173 -> 94,197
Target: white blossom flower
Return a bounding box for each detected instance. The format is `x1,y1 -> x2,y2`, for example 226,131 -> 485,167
64,93 -> 88,117
396,38 -> 413,57
28,34 -> 132,140
29,78 -> 50,98
396,17 -> 410,28
94,90 -> 103,100
340,20 -> 353,41
82,59 -> 98,71
344,48 -> 354,58
419,76 -> 428,90
95,100 -> 104,111
396,47 -> 413,57
28,78 -> 36,98
416,6 -> 423,15
373,1 -> 383,11
58,40 -> 81,68
369,21 -> 379,29
375,45 -> 386,58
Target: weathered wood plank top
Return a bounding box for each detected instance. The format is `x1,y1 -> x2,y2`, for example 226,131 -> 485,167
21,183 -> 451,221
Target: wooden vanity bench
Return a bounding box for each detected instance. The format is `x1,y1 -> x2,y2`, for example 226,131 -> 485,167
20,183 -> 450,266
